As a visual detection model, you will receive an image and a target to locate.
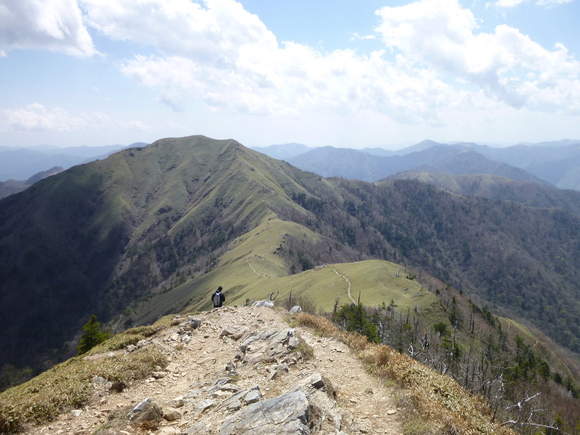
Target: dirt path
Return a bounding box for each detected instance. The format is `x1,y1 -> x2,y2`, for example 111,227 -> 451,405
246,256 -> 270,278
333,267 -> 356,305
29,306 -> 403,435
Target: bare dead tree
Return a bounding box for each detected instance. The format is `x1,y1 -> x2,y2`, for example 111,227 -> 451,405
499,387 -> 571,435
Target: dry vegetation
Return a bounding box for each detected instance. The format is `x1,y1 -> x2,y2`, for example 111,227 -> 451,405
294,312 -> 515,435
0,327 -> 168,433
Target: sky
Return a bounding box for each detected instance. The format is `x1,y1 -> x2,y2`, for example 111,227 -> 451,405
0,0 -> 579,149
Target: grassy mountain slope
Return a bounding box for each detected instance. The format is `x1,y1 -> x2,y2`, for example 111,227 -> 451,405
0,136 -> 312,370
128,214 -> 439,327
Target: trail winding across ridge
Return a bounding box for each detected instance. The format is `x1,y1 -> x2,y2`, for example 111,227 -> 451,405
333,267 -> 356,305
246,217 -> 276,279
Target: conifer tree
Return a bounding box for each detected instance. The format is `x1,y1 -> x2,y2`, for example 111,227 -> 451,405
77,315 -> 110,355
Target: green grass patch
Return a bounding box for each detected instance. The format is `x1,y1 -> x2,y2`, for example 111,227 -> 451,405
130,216 -> 440,326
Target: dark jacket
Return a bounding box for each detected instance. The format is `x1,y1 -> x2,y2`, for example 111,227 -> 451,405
212,290 -> 225,307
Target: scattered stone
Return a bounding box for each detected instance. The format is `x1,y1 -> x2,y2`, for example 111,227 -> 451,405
195,399 -> 216,414
29,306 -> 402,435
166,362 -> 180,373
267,363 -> 289,381
136,338 -> 151,348
152,371 -> 168,379
198,356 -> 216,365
225,361 -> 239,377
92,376 -> 112,391
220,326 -> 249,340
289,306 -> 302,314
238,329 -> 299,365
167,397 -> 185,408
163,407 -> 182,421
243,389 -> 261,405
184,389 -> 203,399
127,398 -> 163,422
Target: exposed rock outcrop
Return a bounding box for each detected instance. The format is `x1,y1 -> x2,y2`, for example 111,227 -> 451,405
27,306 -> 402,434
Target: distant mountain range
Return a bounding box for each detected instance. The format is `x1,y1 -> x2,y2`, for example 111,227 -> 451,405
0,167 -> 64,199
252,139 -> 580,191
0,143 -> 147,182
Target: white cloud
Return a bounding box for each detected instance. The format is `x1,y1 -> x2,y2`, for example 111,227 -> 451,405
81,0 -> 275,60
492,0 -> 527,7
350,33 -> 377,41
0,0 -> 96,57
0,103 -> 150,132
375,0 -> 580,114
78,0 -> 580,129
83,0 -> 457,125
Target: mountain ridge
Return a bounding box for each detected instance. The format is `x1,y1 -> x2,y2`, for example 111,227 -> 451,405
2,135 -> 580,376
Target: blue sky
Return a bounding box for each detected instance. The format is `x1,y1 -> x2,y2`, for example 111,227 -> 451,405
0,0 -> 579,149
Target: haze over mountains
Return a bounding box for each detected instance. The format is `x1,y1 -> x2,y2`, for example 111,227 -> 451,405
0,143 -> 146,182
252,139 -> 580,190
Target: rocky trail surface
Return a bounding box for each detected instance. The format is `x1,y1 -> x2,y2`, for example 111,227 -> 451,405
28,306 -> 402,435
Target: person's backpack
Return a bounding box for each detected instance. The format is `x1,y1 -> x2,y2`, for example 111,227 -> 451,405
213,292 -> 221,307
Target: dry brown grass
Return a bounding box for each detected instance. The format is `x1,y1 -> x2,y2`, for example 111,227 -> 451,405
293,313 -> 339,335
294,312 -> 516,435
0,338 -> 167,433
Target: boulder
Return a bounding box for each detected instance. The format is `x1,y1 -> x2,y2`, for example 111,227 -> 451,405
292,373 -> 342,432
167,397 -> 185,408
127,398 -> 163,423
252,300 -> 274,308
195,399 -> 216,414
214,386 -> 262,412
163,407 -> 182,421
220,325 -> 250,340
187,316 -> 202,329
238,329 -> 299,365
219,390 -> 310,435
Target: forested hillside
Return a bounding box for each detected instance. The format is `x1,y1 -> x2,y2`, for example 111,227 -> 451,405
385,171 -> 580,215
282,178 -> 580,353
